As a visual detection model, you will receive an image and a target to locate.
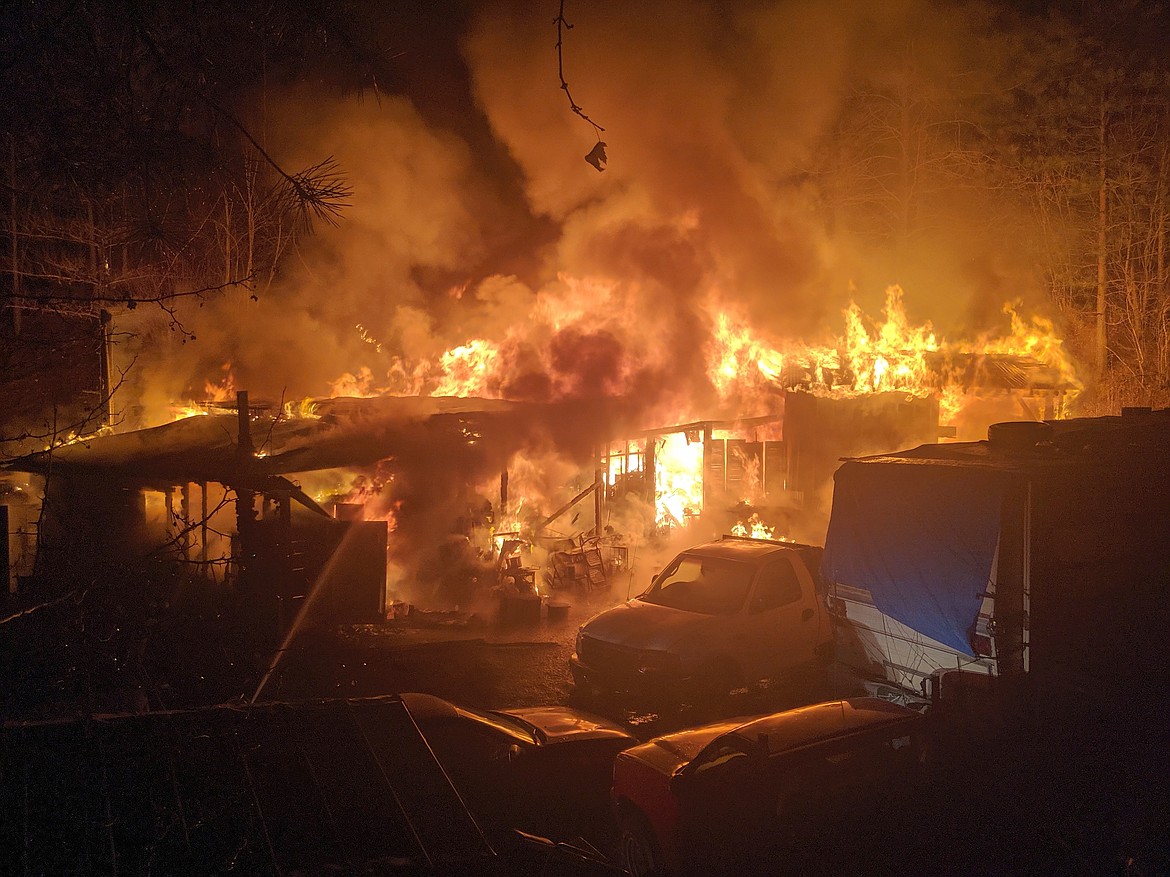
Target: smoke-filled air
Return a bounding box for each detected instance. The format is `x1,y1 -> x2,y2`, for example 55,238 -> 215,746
119,0 -> 1061,415
108,0 -> 1083,604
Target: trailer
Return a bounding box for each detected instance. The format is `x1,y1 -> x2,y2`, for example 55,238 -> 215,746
822,409 -> 1170,732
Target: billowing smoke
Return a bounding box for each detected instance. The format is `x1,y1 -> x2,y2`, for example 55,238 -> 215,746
112,1 -> 1058,600
119,0 -> 1048,420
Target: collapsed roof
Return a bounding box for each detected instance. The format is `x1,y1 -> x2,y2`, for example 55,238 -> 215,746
2,395 -> 567,489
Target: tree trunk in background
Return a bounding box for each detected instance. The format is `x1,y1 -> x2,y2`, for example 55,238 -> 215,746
1159,135 -> 1169,384
1096,97 -> 1108,380
8,136 -> 20,336
898,76 -> 914,258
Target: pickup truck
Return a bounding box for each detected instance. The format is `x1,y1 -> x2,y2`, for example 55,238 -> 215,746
611,697 -> 930,877
569,535 -> 834,702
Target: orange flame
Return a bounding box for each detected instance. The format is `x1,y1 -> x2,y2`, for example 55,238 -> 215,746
433,340 -> 499,397
730,513 -> 783,541
203,363 -> 237,402
294,281 -> 1079,542
709,285 -> 1079,425
654,431 -> 704,528
169,362 -> 240,421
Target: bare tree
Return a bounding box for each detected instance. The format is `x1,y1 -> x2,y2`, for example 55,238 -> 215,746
0,1 -> 379,454
999,5 -> 1170,408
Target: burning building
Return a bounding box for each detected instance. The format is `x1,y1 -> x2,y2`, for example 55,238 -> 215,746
1,283 -> 1082,631
1,394 -> 606,635
594,291 -> 1077,548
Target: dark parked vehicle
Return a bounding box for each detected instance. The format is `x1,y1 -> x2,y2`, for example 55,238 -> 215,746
401,692 -> 638,847
0,695 -> 626,875
611,697 -> 930,876
570,536 -> 833,703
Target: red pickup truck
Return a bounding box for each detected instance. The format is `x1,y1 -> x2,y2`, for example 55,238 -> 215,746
611,697 -> 930,876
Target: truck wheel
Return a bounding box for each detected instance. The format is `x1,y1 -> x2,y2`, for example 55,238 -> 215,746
618,807 -> 666,877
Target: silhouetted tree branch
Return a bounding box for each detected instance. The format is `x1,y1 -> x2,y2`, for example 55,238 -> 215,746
554,0 -> 607,170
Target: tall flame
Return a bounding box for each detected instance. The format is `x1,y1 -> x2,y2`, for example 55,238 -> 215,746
433,340 -> 499,397
708,285 -> 1078,424
654,431 -> 704,528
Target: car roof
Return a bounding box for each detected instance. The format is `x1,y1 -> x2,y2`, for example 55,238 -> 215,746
681,535 -> 818,564
399,691 -> 462,720
399,692 -> 542,747
727,697 -> 921,756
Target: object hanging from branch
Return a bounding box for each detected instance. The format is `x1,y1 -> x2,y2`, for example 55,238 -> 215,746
555,1 -> 607,170
584,141 -> 608,172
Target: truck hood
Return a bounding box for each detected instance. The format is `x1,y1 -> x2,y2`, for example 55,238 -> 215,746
502,706 -> 637,746
580,598 -> 713,652
619,723 -> 736,778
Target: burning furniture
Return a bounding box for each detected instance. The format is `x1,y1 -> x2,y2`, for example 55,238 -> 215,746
545,533 -> 629,597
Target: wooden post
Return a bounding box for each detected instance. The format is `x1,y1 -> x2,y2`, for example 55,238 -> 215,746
200,482 -> 209,573
237,390 -> 253,457
180,483 -> 191,560
645,435 -> 656,521
8,136 -> 20,336
99,310 -> 113,427
1096,95 -> 1108,380
593,444 -> 603,535
235,391 -> 256,593
0,505 -> 9,599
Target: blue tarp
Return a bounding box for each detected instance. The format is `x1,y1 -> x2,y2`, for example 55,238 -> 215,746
822,459 -> 1008,656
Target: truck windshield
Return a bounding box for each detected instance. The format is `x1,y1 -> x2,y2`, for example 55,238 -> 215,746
639,555 -> 753,615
